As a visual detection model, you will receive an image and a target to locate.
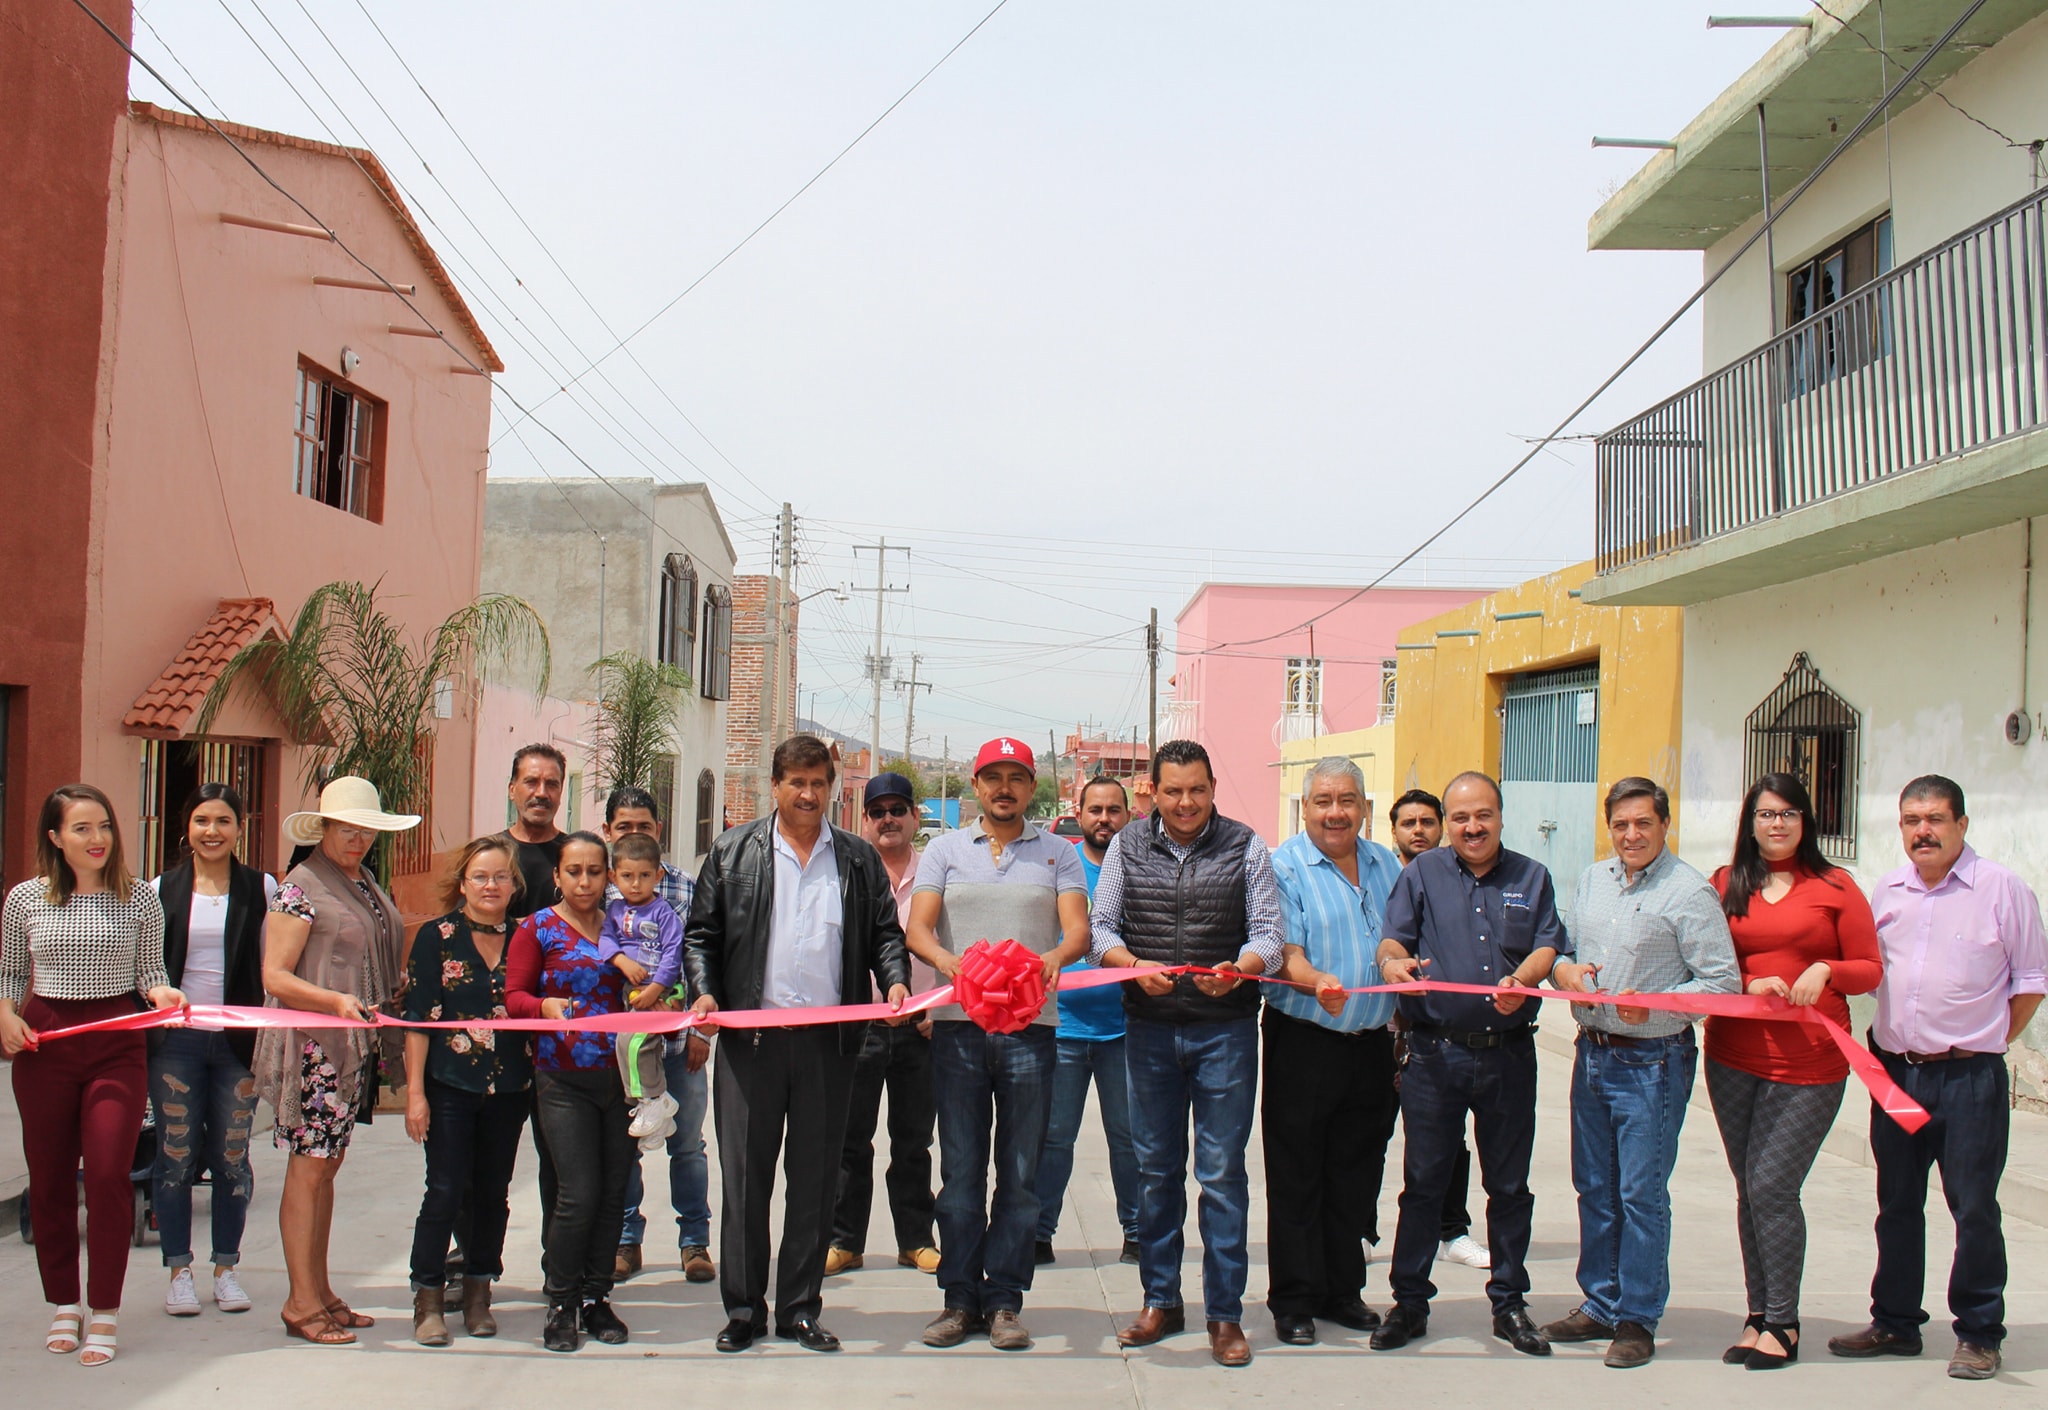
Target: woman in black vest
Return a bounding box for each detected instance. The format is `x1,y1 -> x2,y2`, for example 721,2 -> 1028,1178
149,783 -> 274,1321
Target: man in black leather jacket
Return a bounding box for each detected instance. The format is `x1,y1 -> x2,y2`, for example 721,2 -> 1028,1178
684,734 -> 911,1353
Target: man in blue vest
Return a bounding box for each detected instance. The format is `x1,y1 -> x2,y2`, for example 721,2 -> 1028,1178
1091,739 -> 1284,1368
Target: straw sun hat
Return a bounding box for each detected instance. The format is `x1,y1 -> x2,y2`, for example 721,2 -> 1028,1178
282,775 -> 421,846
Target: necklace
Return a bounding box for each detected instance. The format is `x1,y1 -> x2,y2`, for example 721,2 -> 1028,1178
463,914 -> 510,934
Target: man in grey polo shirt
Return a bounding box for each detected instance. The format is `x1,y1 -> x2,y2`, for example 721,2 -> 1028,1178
1542,776 -> 1737,1368
906,737 -> 1091,1352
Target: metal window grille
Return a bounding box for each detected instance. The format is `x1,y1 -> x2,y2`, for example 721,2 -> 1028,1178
700,586 -> 732,700
391,734 -> 435,876
695,768 -> 716,855
1500,665 -> 1600,784
1744,653 -> 1860,860
138,737 -> 270,877
649,754 -> 678,858
658,555 -> 697,668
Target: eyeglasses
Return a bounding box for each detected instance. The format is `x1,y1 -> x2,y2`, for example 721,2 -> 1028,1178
332,824 -> 378,842
465,872 -> 514,887
1753,808 -> 1803,823
866,804 -> 913,819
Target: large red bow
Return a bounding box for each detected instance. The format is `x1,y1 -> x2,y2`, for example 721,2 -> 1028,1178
952,938 -> 1047,1033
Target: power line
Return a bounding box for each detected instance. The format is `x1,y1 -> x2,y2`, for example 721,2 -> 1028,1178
1202,0 -> 1994,654
494,0 -> 1013,440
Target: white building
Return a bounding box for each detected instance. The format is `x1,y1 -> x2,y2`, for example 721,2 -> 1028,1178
477,478 -> 736,861
1584,0 -> 2048,1099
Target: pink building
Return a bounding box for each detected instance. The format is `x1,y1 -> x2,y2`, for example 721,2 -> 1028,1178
1167,584 -> 1487,842
2,71 -> 501,889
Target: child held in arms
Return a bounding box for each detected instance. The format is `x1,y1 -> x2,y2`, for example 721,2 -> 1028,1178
600,832 -> 687,1149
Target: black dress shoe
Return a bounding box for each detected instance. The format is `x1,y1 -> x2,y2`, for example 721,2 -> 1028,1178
1493,1308 -> 1552,1357
715,1317 -> 762,1353
1034,1240 -> 1055,1266
580,1299 -> 629,1345
1319,1296 -> 1382,1332
543,1299 -> 581,1353
1370,1304 -> 1428,1350
776,1317 -> 841,1352
1274,1313 -> 1316,1345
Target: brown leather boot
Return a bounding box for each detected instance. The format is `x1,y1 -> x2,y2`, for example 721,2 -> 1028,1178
413,1288 -> 450,1347
462,1278 -> 496,1338
1208,1320 -> 1252,1367
1117,1305 -> 1186,1347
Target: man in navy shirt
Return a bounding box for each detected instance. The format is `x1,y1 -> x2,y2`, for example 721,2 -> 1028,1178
1371,771 -> 1566,1357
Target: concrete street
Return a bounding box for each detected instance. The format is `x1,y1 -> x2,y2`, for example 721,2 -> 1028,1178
3,1032 -> 2041,1406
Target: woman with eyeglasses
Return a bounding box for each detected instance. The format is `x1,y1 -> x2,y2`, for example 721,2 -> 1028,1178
1705,772 -> 1882,1371
251,777 -> 418,1347
401,835 -> 533,1345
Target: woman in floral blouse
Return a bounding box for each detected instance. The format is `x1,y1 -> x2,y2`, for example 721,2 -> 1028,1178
402,835 -> 533,1346
507,831 -> 635,1353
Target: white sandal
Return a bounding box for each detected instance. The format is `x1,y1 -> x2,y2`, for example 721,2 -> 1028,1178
80,1310 -> 118,1367
46,1304 -> 83,1354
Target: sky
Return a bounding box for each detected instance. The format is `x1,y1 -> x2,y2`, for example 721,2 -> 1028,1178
122,0 -> 1787,756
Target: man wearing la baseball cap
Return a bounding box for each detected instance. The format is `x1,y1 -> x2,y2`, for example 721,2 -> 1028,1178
905,738 -> 1091,1351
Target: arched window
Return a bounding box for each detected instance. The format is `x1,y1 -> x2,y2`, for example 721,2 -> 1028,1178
700,585 -> 732,699
658,554 -> 697,670
695,768 -> 716,855
1744,652 -> 1861,859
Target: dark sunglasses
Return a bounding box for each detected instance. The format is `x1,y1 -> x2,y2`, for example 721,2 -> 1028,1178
866,803 -> 913,819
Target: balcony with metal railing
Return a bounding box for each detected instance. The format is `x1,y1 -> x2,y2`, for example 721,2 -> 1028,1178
1588,185 -> 2048,605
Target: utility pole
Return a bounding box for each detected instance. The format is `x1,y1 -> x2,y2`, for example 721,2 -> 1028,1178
759,503 -> 795,817
896,653 -> 931,762
1048,727 -> 1060,815
940,736 -> 949,827
851,538 -> 910,776
1147,607 -> 1160,756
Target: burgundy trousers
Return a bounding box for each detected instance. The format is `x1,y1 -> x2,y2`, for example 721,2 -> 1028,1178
13,994 -> 148,1308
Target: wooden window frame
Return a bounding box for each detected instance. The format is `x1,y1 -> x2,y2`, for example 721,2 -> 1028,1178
292,359 -> 387,522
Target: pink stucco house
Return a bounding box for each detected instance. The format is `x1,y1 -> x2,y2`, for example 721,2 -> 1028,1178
1166,584 -> 1487,842
2,54 -> 501,889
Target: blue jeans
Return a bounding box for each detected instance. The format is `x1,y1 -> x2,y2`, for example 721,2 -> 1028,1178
930,1020 -> 1055,1314
148,1028 -> 257,1269
621,1044 -> 712,1247
1036,1035 -> 1139,1241
1570,1032 -> 1696,1330
1125,1015 -> 1258,1323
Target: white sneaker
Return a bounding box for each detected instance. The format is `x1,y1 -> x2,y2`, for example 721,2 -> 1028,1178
627,1092 -> 679,1139
637,1126 -> 669,1153
165,1268 -> 201,1317
213,1269 -> 252,1312
1439,1234 -> 1491,1268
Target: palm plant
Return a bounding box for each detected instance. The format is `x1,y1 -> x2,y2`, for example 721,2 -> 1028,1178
196,580 -> 551,873
589,651 -> 691,794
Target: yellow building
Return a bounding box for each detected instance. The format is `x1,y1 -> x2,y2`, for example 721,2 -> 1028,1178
1392,563 -> 1682,892
1276,723 -> 1398,851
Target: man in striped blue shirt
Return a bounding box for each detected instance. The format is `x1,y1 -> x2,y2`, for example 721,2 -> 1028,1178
1264,757 -> 1403,1346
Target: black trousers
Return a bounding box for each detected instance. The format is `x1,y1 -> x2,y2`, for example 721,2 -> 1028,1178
832,1021 -> 937,1255
715,1025 -> 860,1326
408,1079 -> 528,1288
1869,1048 -> 2011,1348
1388,1031 -> 1538,1317
533,1069 -> 635,1303
1261,1012 -> 1397,1316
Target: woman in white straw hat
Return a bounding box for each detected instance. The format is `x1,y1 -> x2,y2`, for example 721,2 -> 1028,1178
251,776 -> 417,1346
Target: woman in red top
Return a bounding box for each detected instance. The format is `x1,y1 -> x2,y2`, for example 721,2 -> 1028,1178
1705,772 -> 1882,1371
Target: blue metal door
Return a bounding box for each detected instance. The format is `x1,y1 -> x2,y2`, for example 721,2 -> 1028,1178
1499,664 -> 1599,919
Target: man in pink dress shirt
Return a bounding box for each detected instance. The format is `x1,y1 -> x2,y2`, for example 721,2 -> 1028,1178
1829,775 -> 2047,1380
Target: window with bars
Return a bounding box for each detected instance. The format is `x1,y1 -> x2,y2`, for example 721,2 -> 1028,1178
700,586 -> 733,699
1379,658 -> 1398,721
658,554 -> 698,670
1284,657 -> 1323,714
1744,653 -> 1861,860
292,362 -> 384,520
390,735 -> 436,876
649,754 -> 678,859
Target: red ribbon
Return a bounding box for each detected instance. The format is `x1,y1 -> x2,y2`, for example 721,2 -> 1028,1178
20,965 -> 1927,1132
951,939 -> 1049,1033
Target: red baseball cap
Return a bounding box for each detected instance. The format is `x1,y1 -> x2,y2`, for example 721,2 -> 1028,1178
973,737 -> 1036,777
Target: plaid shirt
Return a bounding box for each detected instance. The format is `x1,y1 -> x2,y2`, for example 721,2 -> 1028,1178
1565,847 -> 1738,1037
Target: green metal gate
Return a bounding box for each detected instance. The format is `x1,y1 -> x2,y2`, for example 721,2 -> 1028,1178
1500,664 -> 1599,917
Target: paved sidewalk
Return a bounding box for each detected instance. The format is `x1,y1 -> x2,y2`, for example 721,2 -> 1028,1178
2,1037 -> 2041,1406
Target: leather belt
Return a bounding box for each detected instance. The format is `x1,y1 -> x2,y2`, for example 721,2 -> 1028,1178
1577,1028 -> 1692,1050
1900,1047 -> 1996,1065
1410,1024 -> 1534,1050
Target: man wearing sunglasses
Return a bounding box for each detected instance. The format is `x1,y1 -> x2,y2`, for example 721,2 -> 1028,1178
826,774 -> 942,1279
